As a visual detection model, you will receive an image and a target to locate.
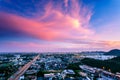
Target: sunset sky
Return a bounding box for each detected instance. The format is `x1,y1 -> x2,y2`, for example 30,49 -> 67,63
0,0 -> 120,52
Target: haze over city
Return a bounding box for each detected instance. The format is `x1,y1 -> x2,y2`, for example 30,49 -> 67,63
0,0 -> 120,52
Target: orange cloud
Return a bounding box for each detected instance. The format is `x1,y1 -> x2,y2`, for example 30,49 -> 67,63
83,41 -> 120,50
103,41 -> 120,48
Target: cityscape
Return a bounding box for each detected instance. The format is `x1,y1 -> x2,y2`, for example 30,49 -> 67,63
0,0 -> 120,80
0,50 -> 120,80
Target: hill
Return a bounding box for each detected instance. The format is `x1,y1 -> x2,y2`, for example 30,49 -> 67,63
81,57 -> 120,73
104,49 -> 120,56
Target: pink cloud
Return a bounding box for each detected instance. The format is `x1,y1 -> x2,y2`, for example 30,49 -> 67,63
83,40 -> 120,50
64,0 -> 68,8
0,0 -> 93,41
1,40 -> 120,52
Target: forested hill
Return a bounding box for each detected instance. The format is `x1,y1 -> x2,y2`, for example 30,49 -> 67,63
104,49 -> 120,56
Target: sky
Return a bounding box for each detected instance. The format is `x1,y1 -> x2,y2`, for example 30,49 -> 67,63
0,0 -> 120,52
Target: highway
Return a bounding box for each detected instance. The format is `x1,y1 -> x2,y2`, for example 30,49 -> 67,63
8,55 -> 39,80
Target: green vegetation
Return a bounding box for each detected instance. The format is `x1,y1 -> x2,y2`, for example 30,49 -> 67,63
81,57 -> 120,73
66,63 -> 82,77
105,49 -> 120,56
37,70 -> 44,77
66,62 -> 82,70
66,56 -> 120,74
74,70 -> 81,77
0,63 -> 18,79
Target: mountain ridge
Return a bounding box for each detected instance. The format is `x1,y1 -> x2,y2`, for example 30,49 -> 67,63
105,49 -> 120,56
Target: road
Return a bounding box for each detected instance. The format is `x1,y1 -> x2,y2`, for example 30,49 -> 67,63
8,55 -> 39,80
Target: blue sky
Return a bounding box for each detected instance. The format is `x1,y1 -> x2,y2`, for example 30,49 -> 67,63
0,0 -> 120,52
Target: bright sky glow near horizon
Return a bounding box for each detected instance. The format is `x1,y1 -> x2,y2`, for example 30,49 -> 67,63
0,0 -> 120,52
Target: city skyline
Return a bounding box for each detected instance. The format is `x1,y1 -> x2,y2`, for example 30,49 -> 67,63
0,0 -> 120,52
